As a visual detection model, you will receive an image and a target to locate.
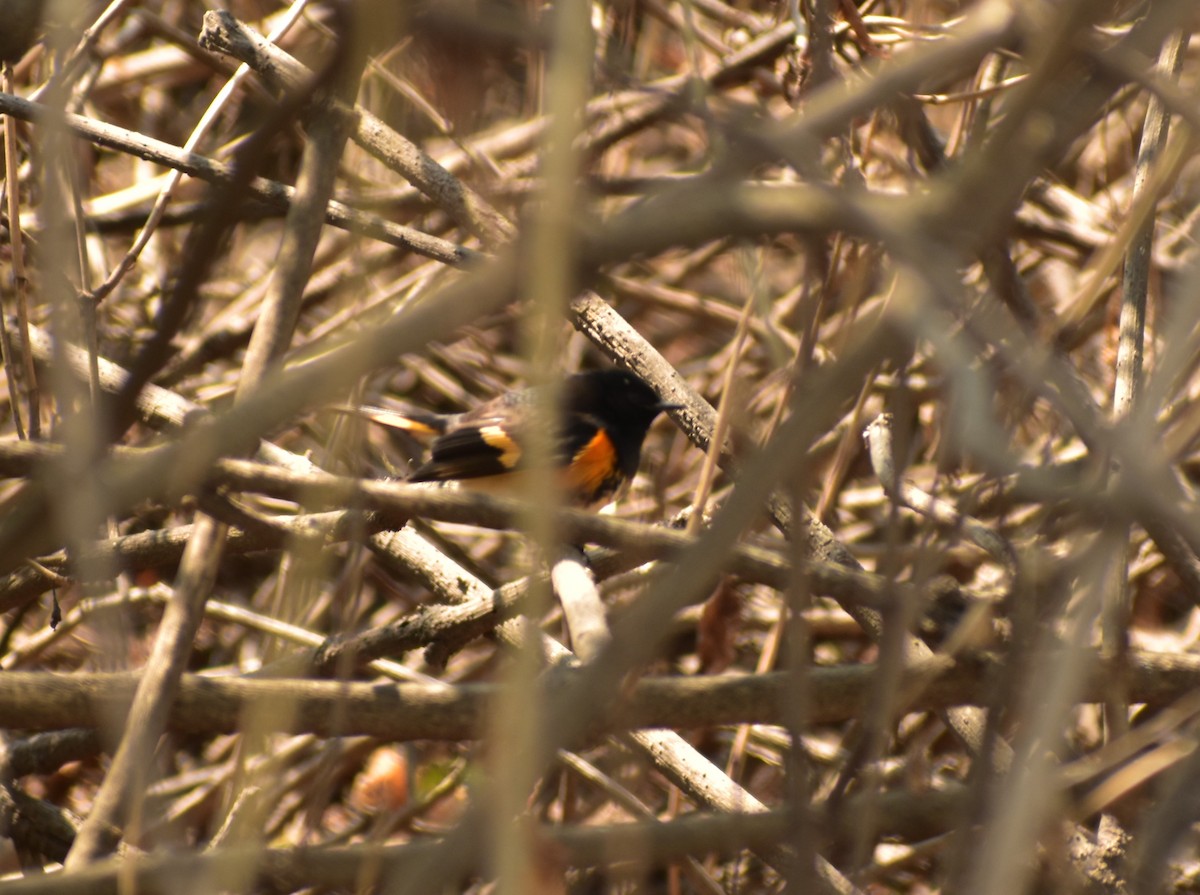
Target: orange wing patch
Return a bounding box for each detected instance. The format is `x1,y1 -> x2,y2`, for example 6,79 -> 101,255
564,430 -> 620,499
478,425 -> 522,469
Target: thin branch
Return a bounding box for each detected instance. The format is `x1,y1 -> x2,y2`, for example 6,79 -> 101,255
197,10 -> 516,247
0,92 -> 474,265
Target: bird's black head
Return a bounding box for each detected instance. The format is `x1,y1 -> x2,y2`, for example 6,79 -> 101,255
568,369 -> 680,431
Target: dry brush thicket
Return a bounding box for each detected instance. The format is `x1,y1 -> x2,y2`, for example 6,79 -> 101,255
3,0 -> 1200,892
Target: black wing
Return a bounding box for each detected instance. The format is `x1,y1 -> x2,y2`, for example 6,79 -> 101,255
410,409 -> 608,483
409,417 -> 525,481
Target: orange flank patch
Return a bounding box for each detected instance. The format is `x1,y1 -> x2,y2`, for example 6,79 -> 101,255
478,425 -> 522,468
565,430 -> 619,497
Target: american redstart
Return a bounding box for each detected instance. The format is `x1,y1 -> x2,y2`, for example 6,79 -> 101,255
350,369 -> 681,506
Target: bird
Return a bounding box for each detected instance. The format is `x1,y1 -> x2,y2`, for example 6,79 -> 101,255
0,0 -> 45,64
348,369 -> 680,506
